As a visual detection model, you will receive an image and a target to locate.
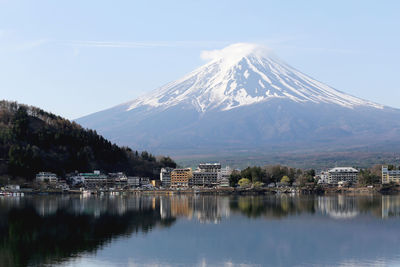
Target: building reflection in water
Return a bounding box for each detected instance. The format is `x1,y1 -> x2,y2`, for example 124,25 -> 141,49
160,195 -> 230,223
8,195 -> 158,218
2,194 -> 400,266
381,195 -> 400,218
317,195 -> 359,219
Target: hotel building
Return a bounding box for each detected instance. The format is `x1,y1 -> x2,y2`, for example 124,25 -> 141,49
327,167 -> 359,185
382,165 -> 400,184
171,168 -> 193,188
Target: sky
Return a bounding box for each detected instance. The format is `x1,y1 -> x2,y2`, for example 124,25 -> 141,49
0,0 -> 399,120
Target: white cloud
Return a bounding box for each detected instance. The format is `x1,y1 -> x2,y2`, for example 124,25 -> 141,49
200,43 -> 272,62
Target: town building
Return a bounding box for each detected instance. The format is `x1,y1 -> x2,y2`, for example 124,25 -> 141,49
171,168 -> 192,188
36,172 -> 58,183
193,163 -> 221,187
151,180 -> 161,187
317,171 -> 329,184
193,172 -> 218,187
198,163 -> 222,173
382,165 -> 400,184
160,167 -> 173,187
56,181 -> 70,191
4,184 -> 20,191
327,167 -> 359,185
70,175 -> 85,186
108,172 -> 128,188
140,178 -> 150,186
218,166 -> 232,187
127,177 -> 140,187
70,170 -> 108,188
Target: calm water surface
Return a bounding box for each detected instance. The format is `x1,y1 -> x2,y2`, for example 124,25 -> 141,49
1,194 -> 400,267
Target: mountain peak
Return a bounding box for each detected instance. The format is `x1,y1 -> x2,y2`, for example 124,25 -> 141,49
125,43 -> 383,113
200,43 -> 272,65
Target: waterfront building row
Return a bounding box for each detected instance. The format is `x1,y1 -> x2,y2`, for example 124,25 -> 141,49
35,171 -> 152,189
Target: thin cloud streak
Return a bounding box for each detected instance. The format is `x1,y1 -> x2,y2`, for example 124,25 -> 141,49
276,44 -> 362,55
3,36 -> 364,56
63,37 -> 300,50
16,39 -> 49,51
63,40 -> 231,49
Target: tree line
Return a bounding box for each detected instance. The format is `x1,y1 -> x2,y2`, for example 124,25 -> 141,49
229,164 -> 382,187
229,165 -> 316,187
0,100 -> 176,181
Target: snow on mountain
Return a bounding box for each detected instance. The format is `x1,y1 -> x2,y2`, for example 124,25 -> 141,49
76,43 -> 400,155
125,43 -> 383,113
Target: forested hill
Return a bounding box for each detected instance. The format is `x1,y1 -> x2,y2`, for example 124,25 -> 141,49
0,100 -> 176,181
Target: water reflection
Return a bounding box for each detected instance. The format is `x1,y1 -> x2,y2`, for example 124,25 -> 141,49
160,195 -> 230,223
0,194 -> 400,266
0,195 -> 171,267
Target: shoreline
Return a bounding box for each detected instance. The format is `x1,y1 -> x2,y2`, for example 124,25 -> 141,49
4,185 -> 399,196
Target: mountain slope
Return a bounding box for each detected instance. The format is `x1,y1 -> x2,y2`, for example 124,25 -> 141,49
77,43 -> 400,155
0,101 -> 176,180
125,43 -> 382,112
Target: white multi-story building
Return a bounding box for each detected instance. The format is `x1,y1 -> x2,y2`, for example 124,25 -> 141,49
218,166 -> 232,187
382,165 -> 400,184
36,172 -> 58,183
193,163 -> 221,187
70,170 -> 107,188
160,167 -> 173,187
327,167 -> 359,185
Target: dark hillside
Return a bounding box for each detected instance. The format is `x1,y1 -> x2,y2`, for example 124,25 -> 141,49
0,100 -> 176,181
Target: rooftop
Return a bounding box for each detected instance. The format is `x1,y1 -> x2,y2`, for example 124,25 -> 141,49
328,167 -> 359,173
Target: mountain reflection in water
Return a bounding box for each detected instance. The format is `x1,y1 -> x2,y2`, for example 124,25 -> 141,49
0,194 -> 399,267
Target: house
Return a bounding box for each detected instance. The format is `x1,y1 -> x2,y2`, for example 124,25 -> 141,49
108,172 -> 128,188
127,177 -> 140,187
70,175 -> 85,186
4,184 -> 20,191
140,178 -> 150,186
36,172 -> 58,183
56,181 -> 70,191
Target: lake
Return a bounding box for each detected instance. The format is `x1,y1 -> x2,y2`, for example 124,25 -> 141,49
1,193 -> 400,267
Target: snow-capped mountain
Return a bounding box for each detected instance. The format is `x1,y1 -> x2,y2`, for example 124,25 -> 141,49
77,43 -> 400,155
126,43 -> 382,113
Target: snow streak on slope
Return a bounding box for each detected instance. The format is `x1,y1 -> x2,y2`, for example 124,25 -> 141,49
126,43 -> 383,113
